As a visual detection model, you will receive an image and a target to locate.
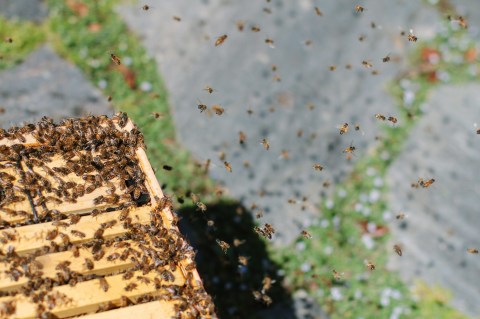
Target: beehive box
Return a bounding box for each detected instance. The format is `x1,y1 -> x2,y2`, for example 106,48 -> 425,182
0,113 -> 216,318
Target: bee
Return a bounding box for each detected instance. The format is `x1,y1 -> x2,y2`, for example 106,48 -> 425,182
332,269 -> 343,280
393,244 -> 403,256
371,21 -> 376,28
197,101 -> 207,113
236,20 -> 245,31
355,5 -> 365,12
238,131 -> 246,144
233,239 -> 245,247
261,276 -> 275,293
375,113 -> 386,121
162,165 -> 173,171
212,105 -> 224,115
407,33 -> 418,42
383,54 -> 391,63
467,248 -> 478,254
122,271 -> 134,280
265,38 -> 275,47
388,116 -> 398,124
70,230 -> 86,238
251,25 -> 261,32
339,123 -> 349,135
204,86 -> 215,94
5,37 -> 13,43
216,239 -> 230,254
355,124 -> 361,131
476,129 -> 480,134
314,7 -> 323,16
343,143 -> 356,154
172,16 -> 181,22
238,256 -> 250,266
215,34 -> 228,46
161,269 -> 175,282
151,112 -> 164,119
329,65 -> 336,71
273,74 -> 281,82
224,161 -> 232,173
301,230 -> 312,239
366,260 -> 376,271
110,53 -> 121,65
457,16 -> 468,29
141,5 -> 150,11
362,60 -> 373,68
99,278 -> 109,292
107,95 -> 112,102
254,209 -> 263,219
261,138 -> 270,150
124,283 -> 138,292
419,178 -> 435,188
83,258 -> 94,270
46,229 -> 59,241
196,201 -> 207,212
396,213 -> 406,220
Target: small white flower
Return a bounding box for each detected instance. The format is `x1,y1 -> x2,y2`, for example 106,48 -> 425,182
98,79 -> 107,89
369,189 -> 380,203
324,246 -> 333,255
140,81 -> 152,92
300,263 -> 311,272
330,287 -> 343,301
296,241 -> 306,251
361,234 -> 375,249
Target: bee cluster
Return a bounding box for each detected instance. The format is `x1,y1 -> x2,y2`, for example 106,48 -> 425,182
0,114 -> 215,318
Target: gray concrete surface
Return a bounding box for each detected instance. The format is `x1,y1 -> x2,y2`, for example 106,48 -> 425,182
0,0 -> 47,23
117,0 -> 439,247
386,84 -> 480,317
0,45 -> 112,128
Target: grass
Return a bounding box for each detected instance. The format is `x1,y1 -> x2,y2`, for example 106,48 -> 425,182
0,16 -> 46,70
273,17 -> 477,319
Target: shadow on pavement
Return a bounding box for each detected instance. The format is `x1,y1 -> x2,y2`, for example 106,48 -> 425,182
177,201 -> 296,319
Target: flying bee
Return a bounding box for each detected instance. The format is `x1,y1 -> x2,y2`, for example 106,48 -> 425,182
172,16 -> 181,21
216,239 -> 230,254
255,210 -> 264,219
110,53 -> 121,65
263,7 -> 272,14
407,32 -> 418,42
238,255 -> 250,266
362,60 -> 373,68
236,20 -> 245,31
375,113 -> 386,121
265,38 -> 275,48
261,138 -> 270,150
388,116 -> 398,124
151,112 -> 164,119
419,178 -> 435,188
212,105 -> 224,115
355,5 -> 365,13
332,269 -> 343,280
329,65 -> 336,71
224,161 -> 232,173
204,86 -> 215,94
365,260 -> 376,270
396,213 -> 406,220
314,7 -> 323,16
215,34 -> 228,46
239,131 -> 246,144
343,142 -> 356,154
383,54 -> 391,63
196,201 -> 207,212
141,5 -> 150,10
251,25 -> 261,32
197,100 -> 207,113
261,276 -> 275,293
393,244 -> 403,256
313,164 -> 323,171
339,123 -> 349,135
301,230 -> 312,239
467,248 -> 478,254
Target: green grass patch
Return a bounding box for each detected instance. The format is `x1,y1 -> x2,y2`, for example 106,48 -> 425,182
0,16 -> 46,70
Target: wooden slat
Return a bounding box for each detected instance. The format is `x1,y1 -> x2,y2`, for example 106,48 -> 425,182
0,165 -> 35,224
29,155 -> 127,215
0,269 -> 185,318
0,240 -> 140,292
0,206 -> 151,255
78,300 -> 176,319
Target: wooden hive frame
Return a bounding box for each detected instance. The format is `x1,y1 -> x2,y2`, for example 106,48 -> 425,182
0,114 -> 216,318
